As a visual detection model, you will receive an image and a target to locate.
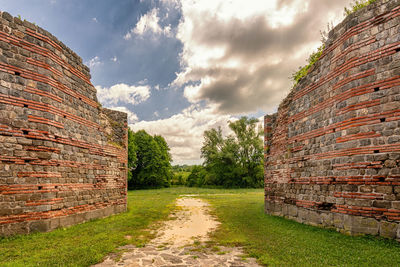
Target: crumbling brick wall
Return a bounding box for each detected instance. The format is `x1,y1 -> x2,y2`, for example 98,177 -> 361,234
264,0 -> 400,240
0,12 -> 128,236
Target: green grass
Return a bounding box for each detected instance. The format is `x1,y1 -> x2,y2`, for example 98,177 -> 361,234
0,189 -> 178,266
1,187 -> 399,266
201,191 -> 400,266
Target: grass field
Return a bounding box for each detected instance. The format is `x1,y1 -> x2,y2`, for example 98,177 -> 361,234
202,191 -> 400,266
0,187 -> 399,266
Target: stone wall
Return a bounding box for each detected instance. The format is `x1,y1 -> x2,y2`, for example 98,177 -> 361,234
264,0 -> 400,240
0,12 -> 128,236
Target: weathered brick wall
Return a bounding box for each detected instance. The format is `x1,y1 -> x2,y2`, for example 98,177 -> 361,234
264,0 -> 400,240
0,12 -> 128,236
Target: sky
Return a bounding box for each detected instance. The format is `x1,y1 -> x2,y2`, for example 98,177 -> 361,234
0,0 -> 354,165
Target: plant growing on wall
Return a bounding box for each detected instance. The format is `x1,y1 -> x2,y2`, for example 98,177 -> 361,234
344,0 -> 377,15
291,44 -> 325,87
291,0 -> 377,88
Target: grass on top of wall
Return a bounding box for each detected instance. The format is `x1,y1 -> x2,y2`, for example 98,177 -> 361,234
202,191 -> 400,266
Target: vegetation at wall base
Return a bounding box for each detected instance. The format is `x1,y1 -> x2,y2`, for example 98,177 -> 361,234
0,190 -> 177,267
202,190 -> 400,266
1,188 -> 399,266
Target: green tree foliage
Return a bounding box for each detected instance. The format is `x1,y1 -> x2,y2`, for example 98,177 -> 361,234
127,129 -> 137,182
127,130 -> 172,189
195,117 -> 264,188
186,165 -> 207,187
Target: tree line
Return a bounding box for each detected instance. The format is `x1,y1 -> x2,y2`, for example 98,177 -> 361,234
127,117 -> 264,189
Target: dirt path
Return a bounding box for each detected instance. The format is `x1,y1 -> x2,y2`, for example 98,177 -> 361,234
94,196 -> 261,267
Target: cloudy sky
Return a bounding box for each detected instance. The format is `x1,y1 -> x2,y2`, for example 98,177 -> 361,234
1,0 -> 354,164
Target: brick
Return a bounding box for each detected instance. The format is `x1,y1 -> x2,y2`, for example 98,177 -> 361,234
0,12 -> 128,237
265,0 -> 400,241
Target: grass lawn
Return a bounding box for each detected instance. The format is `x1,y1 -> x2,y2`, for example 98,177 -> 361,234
202,190 -> 400,266
0,187 -> 399,266
0,189 -> 178,266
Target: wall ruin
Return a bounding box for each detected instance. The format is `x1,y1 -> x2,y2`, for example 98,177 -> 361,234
264,0 -> 400,240
0,12 -> 128,236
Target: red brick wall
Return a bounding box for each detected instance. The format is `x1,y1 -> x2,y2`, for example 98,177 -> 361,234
0,12 -> 127,236
264,0 -> 400,240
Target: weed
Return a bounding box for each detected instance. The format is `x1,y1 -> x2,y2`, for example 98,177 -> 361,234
344,0 -> 377,16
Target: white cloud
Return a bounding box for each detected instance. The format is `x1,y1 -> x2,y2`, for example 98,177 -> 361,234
92,17 -> 98,23
124,8 -> 172,40
123,0 -> 353,164
130,104 -> 235,165
111,56 -> 118,62
86,56 -> 102,69
172,0 -> 352,114
95,83 -> 151,106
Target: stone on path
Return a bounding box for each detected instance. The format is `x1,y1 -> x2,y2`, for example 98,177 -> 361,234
93,197 -> 261,267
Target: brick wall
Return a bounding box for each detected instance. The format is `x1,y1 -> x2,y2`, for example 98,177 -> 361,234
0,12 -> 128,236
264,0 -> 400,240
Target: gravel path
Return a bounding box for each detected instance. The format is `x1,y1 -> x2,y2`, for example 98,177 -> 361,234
94,197 -> 261,267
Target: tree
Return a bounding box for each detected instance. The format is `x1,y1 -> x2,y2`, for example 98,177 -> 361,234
154,135 -> 173,185
199,117 -> 263,188
127,130 -> 172,189
186,165 -> 207,187
229,117 -> 264,187
127,129 -> 137,182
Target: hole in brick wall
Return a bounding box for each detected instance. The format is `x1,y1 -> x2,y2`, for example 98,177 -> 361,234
14,71 -> 21,76
331,177 -> 336,182
283,198 -> 296,205
332,128 -> 336,132
63,115 -> 67,118
55,186 -> 58,189
395,47 -> 400,52
38,186 -> 43,190
23,104 -> 28,108
380,118 -> 386,122
22,130 -> 29,135
374,150 -> 380,153
79,97 -> 82,100
24,159 -> 32,163
378,177 -> 385,182
318,202 -> 334,211
374,87 -> 380,92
